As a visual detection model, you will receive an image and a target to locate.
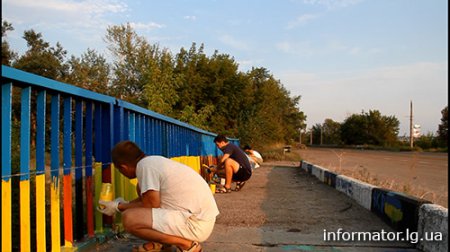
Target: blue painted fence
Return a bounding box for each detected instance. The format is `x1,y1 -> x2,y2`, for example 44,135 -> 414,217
1,65 -> 238,251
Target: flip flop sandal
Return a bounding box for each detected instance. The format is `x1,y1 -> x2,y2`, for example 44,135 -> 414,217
177,241 -> 203,252
234,181 -> 246,191
132,242 -> 164,252
215,186 -> 231,193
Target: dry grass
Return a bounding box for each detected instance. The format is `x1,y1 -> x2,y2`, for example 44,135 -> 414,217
260,143 -> 302,162
309,149 -> 449,208
331,166 -> 448,208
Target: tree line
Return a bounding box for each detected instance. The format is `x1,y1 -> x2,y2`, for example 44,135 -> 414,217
309,108 -> 448,150
2,21 -> 305,149
3,20 -> 447,151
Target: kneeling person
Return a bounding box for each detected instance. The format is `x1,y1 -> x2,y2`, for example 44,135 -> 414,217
98,140 -> 219,252
212,134 -> 252,193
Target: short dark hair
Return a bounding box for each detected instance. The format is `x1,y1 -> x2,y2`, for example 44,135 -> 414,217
111,140 -> 145,167
213,134 -> 228,143
243,145 -> 252,150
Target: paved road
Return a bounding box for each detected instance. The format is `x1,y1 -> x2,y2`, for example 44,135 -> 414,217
298,147 -> 448,207
87,162 -> 419,251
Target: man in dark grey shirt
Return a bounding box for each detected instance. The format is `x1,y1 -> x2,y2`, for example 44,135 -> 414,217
211,134 -> 252,193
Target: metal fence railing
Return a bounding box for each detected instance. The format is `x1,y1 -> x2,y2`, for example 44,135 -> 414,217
1,65 -> 238,251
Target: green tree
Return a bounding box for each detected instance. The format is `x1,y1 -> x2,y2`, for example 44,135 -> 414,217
13,30 -> 68,80
178,104 -> 215,130
2,20 -> 17,65
174,43 -> 209,110
365,110 -> 399,146
340,113 -> 367,145
174,44 -> 247,134
437,106 -> 448,147
340,110 -> 399,146
322,118 -> 342,145
6,22 -> 307,150
144,49 -> 180,116
105,23 -> 156,107
311,123 -> 323,145
414,132 -> 439,150
238,67 -> 305,147
64,49 -> 111,94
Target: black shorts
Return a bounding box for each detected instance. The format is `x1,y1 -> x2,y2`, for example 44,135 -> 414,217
232,165 -> 252,182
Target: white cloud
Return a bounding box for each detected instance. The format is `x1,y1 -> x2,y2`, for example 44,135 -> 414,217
236,59 -> 264,71
183,15 -> 197,21
276,39 -> 382,57
303,0 -> 363,9
5,0 -> 127,19
3,0 -> 134,55
275,41 -> 314,56
129,22 -> 164,32
218,34 -> 249,51
286,14 -> 319,29
3,0 -> 128,37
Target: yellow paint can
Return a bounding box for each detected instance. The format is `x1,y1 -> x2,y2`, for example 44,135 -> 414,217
99,183 -> 114,209
209,184 -> 216,194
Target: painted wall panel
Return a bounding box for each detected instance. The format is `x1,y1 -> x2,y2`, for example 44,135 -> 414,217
336,175 -> 374,210
371,188 -> 430,233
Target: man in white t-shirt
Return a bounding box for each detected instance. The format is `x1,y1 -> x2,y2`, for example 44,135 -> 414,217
98,140 -> 219,252
243,145 -> 263,169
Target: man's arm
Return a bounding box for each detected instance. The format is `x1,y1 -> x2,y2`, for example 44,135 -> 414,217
117,189 -> 161,212
217,153 -> 230,169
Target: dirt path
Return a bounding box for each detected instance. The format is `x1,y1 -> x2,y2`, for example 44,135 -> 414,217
296,147 -> 448,207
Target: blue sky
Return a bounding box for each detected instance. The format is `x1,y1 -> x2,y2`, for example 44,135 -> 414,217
3,0 -> 448,136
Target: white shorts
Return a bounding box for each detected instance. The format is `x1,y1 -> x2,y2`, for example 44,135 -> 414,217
152,208 -> 215,242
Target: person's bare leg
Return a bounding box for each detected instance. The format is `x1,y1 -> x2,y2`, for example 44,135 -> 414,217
122,208 -> 194,250
223,158 -> 239,189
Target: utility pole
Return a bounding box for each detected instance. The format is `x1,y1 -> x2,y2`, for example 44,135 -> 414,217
299,128 -> 302,145
310,129 -> 313,145
410,100 -> 413,148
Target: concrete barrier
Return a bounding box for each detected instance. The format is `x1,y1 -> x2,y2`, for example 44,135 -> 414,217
418,204 -> 448,252
299,160 -> 448,251
307,163 -> 313,174
323,170 -> 337,188
300,160 -> 309,172
371,188 -> 430,233
311,165 -> 328,183
336,175 -> 375,210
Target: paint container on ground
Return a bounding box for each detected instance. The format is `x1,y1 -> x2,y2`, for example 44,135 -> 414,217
210,183 -> 216,194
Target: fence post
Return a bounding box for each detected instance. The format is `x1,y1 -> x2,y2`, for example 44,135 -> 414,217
74,99 -> 84,240
50,93 -> 61,252
63,96 -> 74,247
85,101 -> 95,237
2,83 -> 13,252
36,90 -> 47,252
20,86 -> 31,252
94,162 -> 103,233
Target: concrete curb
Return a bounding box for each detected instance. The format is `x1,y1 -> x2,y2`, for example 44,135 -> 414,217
336,174 -> 374,210
418,204 -> 448,252
299,160 -> 448,252
311,164 -> 328,183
